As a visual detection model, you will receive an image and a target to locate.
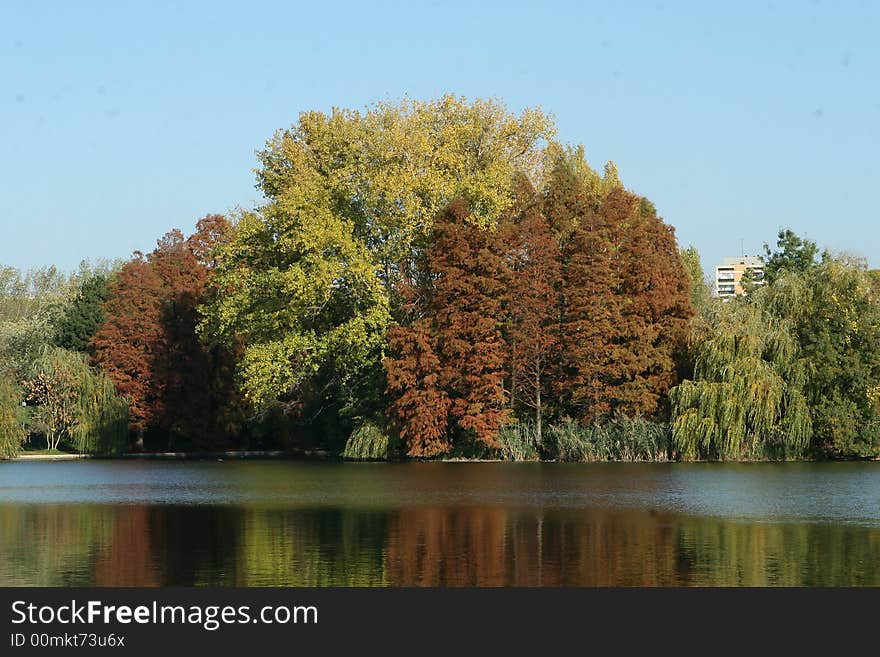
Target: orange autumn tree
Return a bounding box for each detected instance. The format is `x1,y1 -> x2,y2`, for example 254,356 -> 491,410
385,313 -> 452,457
543,157 -> 617,422
385,200 -> 510,456
599,188 -> 693,417
501,181 -> 561,446
91,256 -> 165,446
92,215 -> 244,449
544,156 -> 693,423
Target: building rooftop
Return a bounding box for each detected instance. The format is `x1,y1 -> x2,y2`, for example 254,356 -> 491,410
718,256 -> 764,268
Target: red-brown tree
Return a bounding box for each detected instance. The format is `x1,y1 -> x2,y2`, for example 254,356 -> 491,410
91,256 -> 165,447
542,160 -> 693,423
91,215 -> 244,449
543,161 -> 617,422
501,189 -> 561,446
385,200 -> 510,455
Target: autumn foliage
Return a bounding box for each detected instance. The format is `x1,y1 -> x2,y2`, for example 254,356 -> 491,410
386,201 -> 510,456
385,158 -> 693,456
91,215 -> 245,449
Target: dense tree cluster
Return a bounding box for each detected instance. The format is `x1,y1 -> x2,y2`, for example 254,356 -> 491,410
384,156 -> 693,456
2,96 -> 878,461
671,231 -> 880,459
0,262 -> 127,455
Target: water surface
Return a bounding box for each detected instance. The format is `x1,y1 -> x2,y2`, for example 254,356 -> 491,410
1,460 -> 878,586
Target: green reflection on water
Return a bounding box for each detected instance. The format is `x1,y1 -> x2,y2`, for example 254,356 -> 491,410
2,503 -> 879,586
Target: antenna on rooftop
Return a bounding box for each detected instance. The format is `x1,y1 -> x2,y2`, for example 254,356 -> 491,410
740,238 -> 744,257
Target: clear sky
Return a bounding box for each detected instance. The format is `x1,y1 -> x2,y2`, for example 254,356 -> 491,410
1,0 -> 878,273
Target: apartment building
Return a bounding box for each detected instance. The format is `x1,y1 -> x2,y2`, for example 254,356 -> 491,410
714,256 -> 765,298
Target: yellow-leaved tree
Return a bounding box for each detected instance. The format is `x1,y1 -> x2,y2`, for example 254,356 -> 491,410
201,96 -> 554,446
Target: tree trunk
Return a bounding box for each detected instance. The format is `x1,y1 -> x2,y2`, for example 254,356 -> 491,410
535,371 -> 542,448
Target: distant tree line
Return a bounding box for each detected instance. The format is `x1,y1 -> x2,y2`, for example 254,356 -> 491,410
2,95 -> 879,460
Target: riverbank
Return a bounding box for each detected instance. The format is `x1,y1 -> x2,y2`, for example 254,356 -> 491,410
7,449 -> 879,463
13,448 -> 333,462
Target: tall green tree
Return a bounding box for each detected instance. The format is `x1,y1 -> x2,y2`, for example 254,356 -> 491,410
201,201 -> 390,438
770,259 -> 880,457
53,274 -> 109,352
680,245 -> 711,311
762,229 -> 821,283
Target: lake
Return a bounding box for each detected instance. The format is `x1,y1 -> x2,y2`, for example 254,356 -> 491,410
1,460 -> 879,586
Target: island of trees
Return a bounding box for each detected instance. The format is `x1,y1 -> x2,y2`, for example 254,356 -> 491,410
2,96 -> 879,462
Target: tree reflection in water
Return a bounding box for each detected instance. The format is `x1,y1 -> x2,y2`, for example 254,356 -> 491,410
2,504 -> 879,586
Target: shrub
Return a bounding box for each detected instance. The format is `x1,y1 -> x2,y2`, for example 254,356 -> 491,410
496,422 -> 540,461
546,416 -> 670,462
342,422 -> 398,460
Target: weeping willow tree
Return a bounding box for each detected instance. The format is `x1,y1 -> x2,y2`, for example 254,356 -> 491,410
0,379 -> 26,459
670,291 -> 812,460
70,363 -> 129,455
24,347 -> 128,455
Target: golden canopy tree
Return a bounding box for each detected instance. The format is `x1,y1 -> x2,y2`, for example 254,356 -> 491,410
202,96 -> 552,437
255,95 -> 554,295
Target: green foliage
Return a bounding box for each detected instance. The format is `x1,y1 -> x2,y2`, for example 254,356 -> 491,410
0,265 -> 71,379
496,422 -> 540,461
203,206 -> 391,419
24,347 -> 128,454
341,422 -> 398,460
545,416 -> 670,462
680,246 -> 711,311
762,229 -> 821,283
53,274 -> 109,352
673,250 -> 880,460
772,259 -> 880,457
670,296 -> 811,460
0,379 -> 26,459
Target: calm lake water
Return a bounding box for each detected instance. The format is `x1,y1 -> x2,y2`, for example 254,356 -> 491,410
1,460 -> 879,586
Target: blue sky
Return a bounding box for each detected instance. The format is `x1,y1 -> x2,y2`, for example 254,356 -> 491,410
1,0 -> 878,273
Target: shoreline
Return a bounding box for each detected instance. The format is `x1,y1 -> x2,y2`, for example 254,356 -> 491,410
7,452 -> 879,463
12,449 -> 333,462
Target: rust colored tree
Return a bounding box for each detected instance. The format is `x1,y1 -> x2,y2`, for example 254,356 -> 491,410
543,159 -> 692,423
502,193 -> 561,446
91,256 -> 165,447
385,312 -> 452,457
544,162 -> 617,422
600,189 -> 693,417
385,200 -> 510,455
92,215 -> 244,449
